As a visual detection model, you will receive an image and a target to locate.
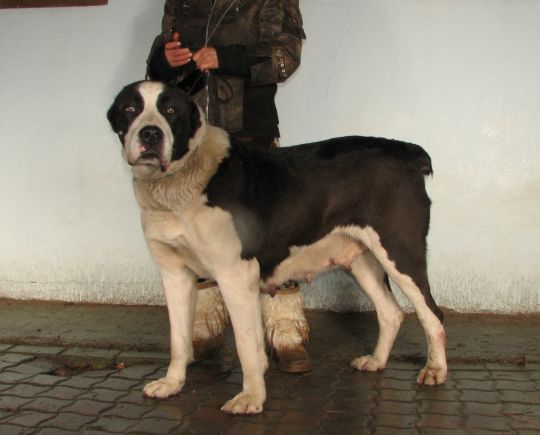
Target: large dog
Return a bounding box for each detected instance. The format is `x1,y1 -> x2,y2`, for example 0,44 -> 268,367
107,80 -> 447,414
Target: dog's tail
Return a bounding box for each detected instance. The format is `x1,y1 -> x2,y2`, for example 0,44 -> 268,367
402,142 -> 433,177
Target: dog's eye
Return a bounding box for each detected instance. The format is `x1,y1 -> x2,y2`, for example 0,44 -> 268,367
166,107 -> 176,114
123,105 -> 136,113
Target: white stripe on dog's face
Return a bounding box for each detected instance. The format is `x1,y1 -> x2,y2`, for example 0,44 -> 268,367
123,82 -> 174,171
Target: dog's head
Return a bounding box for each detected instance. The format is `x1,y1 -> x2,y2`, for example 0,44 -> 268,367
107,80 -> 202,177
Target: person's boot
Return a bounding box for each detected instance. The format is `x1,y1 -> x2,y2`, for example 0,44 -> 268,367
192,281 -> 229,361
261,284 -> 312,373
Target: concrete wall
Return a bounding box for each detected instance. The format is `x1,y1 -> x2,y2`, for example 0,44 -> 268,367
1,0 -> 538,312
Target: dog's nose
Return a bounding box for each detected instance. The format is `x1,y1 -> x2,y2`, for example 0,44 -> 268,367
139,126 -> 163,147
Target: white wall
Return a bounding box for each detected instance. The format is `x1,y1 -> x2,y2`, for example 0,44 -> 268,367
0,0 -> 538,312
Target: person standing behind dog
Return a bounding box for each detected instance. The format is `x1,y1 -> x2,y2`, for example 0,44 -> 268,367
146,0 -> 311,373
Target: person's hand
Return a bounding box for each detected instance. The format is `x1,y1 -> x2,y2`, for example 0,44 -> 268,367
164,32 -> 192,67
192,47 -> 219,71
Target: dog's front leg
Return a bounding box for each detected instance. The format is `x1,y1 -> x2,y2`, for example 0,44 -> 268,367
143,241 -> 197,399
217,261 -> 268,414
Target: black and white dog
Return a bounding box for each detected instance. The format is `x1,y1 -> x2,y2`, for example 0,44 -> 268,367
107,80 -> 447,414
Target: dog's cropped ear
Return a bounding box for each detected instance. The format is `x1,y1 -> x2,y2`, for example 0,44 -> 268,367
190,100 -> 202,135
107,103 -> 120,132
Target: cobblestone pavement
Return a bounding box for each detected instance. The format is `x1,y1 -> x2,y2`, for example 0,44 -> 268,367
0,302 -> 539,434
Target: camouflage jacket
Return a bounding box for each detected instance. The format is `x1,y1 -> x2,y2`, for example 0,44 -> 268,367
147,0 -> 305,135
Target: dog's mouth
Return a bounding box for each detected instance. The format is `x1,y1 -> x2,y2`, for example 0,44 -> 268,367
132,150 -> 169,172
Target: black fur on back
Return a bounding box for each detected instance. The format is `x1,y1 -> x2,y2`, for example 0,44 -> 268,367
204,136 -> 432,280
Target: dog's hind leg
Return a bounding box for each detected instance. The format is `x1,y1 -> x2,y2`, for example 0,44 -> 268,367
143,241 -> 197,399
217,260 -> 268,415
370,233 -> 447,386
350,250 -> 405,372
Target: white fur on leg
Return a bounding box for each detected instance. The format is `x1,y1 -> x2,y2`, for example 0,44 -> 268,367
216,261 -> 268,414
142,241 -> 196,400
261,289 -> 309,351
350,251 -> 405,372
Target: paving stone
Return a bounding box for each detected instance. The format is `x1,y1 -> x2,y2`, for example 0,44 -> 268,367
460,389 -> 501,404
85,416 -> 137,433
6,410 -> 55,427
59,348 -> 120,369
39,412 -> 97,431
115,351 -> 170,366
417,413 -> 466,429
35,428 -> 75,435
10,345 -> 65,357
490,370 -> 530,381
62,399 -> 114,416
279,409 -> 321,427
221,422 -> 268,435
2,383 -> 50,398
102,402 -> 153,419
26,374 -> 66,387
376,399 -> 421,415
451,371 -> 491,380
500,390 -> 540,404
416,387 -> 461,402
79,369 -> 119,378
58,375 -> 100,389
20,397 -> 71,413
0,371 -> 33,384
455,379 -> 496,391
0,425 -> 33,435
0,353 -> 35,364
463,401 -> 504,416
373,412 -> 417,429
494,379 -> 537,391
141,403 -> 189,422
109,364 -> 160,380
378,388 -> 416,402
0,395 -> 33,411
465,414 -> 512,431
125,417 -> 182,434
0,344 -> 13,352
91,377 -> 143,392
40,385 -> 85,400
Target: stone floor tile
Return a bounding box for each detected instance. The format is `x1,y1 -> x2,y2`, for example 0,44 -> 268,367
9,345 -> 65,357
372,412 -> 417,429
109,364 -> 160,380
419,400 -> 462,416
0,354 -> 35,365
26,373 -> 66,387
21,397 -> 72,413
0,395 -> 33,411
40,385 -> 85,400
39,412 -> 98,431
59,375 -> 101,389
85,415 -> 138,433
6,410 -> 55,427
62,399 -> 115,416
102,402 -> 153,419
78,388 -> 130,403
2,383 -> 50,398
91,376 -> 143,392
125,417 -> 182,434
460,389 -> 501,404
417,413 -> 466,430
465,414 -> 512,431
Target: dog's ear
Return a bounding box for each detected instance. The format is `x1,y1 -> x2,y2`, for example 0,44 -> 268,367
190,100 -> 202,134
106,102 -> 120,133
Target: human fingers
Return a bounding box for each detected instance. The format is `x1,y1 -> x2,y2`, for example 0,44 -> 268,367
193,47 -> 219,71
165,47 -> 192,67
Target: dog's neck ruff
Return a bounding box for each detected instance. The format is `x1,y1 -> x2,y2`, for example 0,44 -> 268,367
132,123 -> 230,212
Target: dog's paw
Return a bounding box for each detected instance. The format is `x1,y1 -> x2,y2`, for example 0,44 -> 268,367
221,391 -> 264,415
143,377 -> 184,399
417,365 -> 447,386
350,355 -> 386,372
